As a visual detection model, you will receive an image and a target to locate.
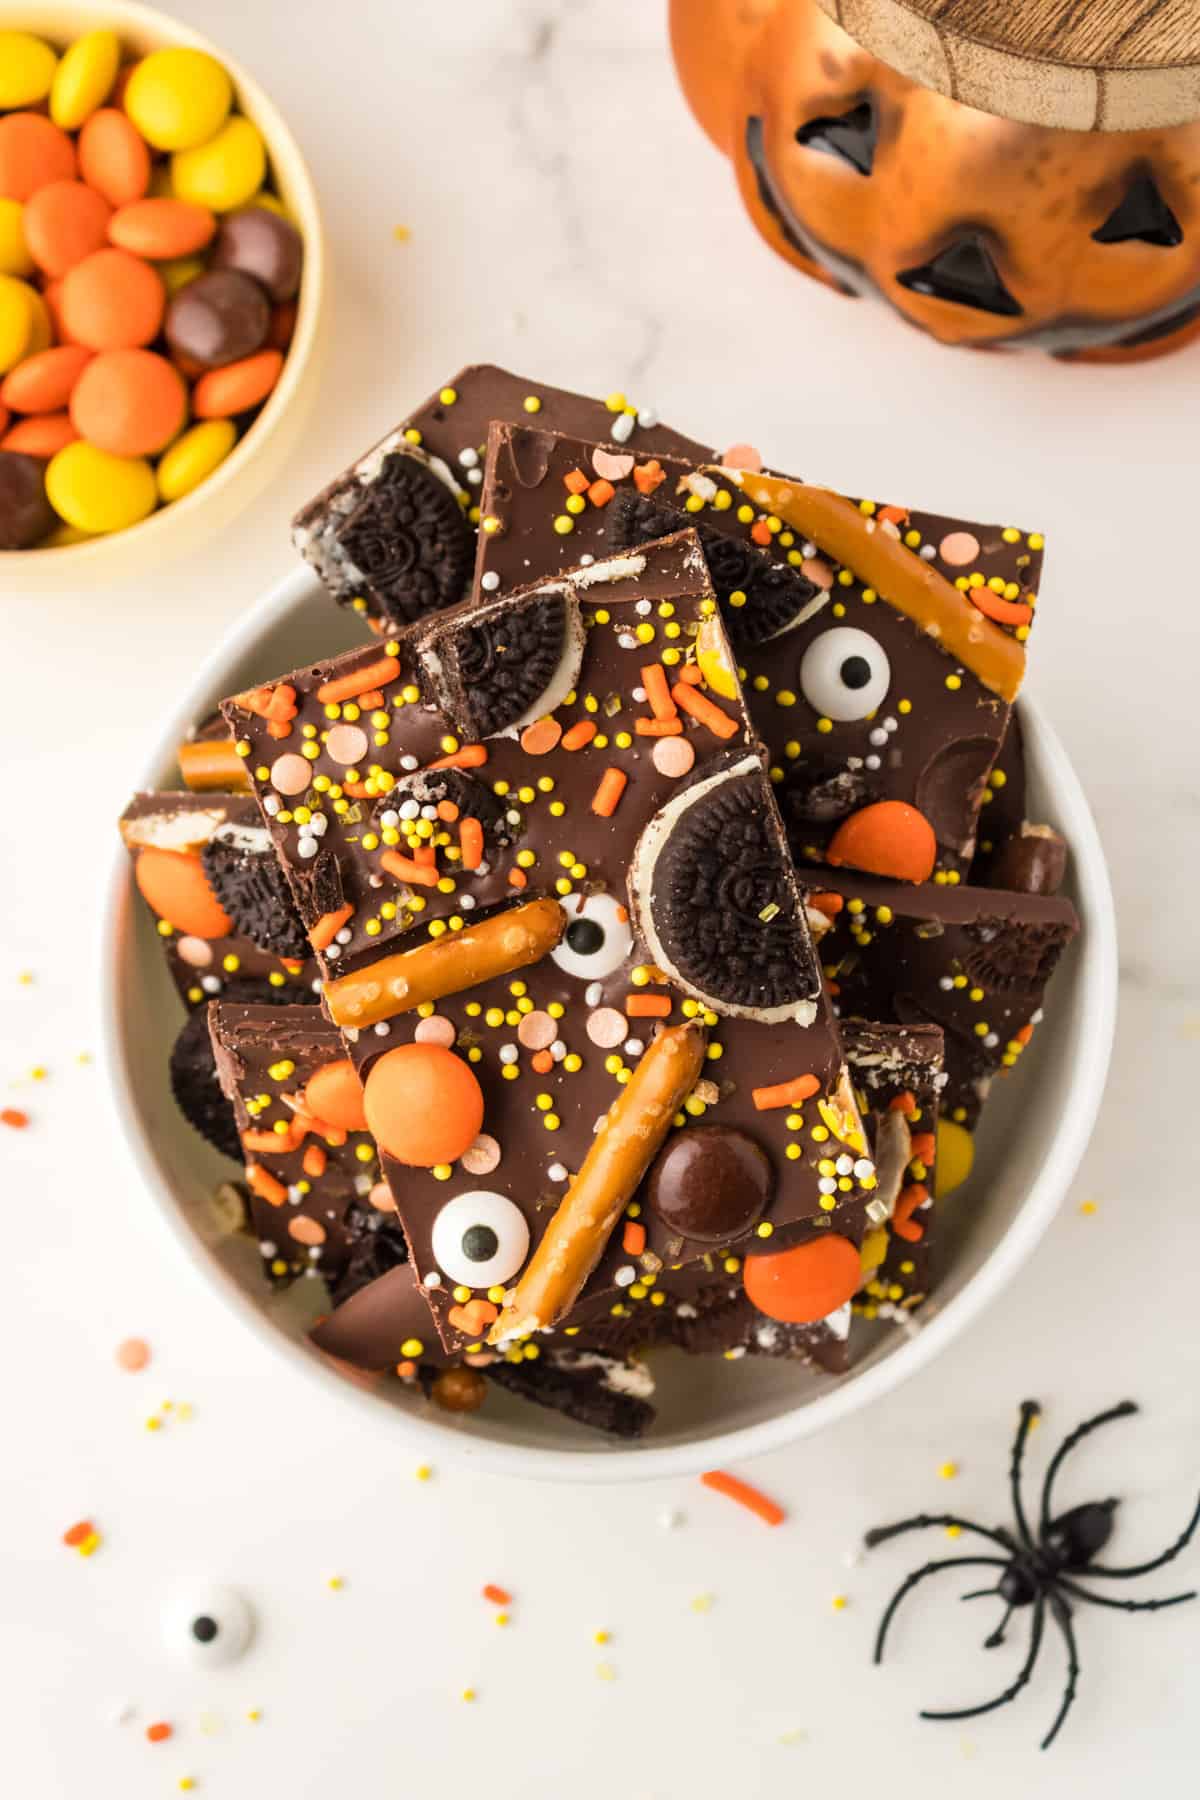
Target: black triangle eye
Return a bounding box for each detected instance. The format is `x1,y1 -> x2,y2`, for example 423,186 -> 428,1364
896,236 -> 1023,317
795,101 -> 877,176
1092,173 -> 1182,247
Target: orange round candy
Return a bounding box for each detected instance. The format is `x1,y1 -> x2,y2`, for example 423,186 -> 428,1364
59,247 -> 164,350
134,847 -> 232,938
0,411 -> 78,456
826,800 -> 938,884
0,113 -> 76,202
77,107 -> 149,207
363,1044 -> 484,1168
1,344 -> 92,413
23,179 -> 112,277
743,1234 -> 862,1324
70,347 -> 186,455
192,347 -> 282,419
108,197 -> 216,260
303,1059 -> 368,1133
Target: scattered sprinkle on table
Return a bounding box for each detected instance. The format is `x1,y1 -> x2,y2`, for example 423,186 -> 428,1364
326,1575 -> 344,1591
691,1593 -> 714,1614
778,1728 -> 808,1746
145,1721 -> 173,1743
2,1107 -> 30,1128
658,1507 -> 684,1530
1079,1200 -> 1098,1215
415,1464 -> 433,1482
62,1519 -> 101,1555
246,1710 -> 262,1724
593,1629 -> 611,1646
938,1460 -> 959,1480
116,1336 -> 151,1371
595,1662 -> 616,1681
700,1469 -> 786,1526
460,1687 -> 476,1703
481,1583 -> 511,1606
831,1594 -> 849,1611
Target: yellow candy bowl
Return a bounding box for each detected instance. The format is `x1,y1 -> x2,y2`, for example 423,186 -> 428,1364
0,0 -> 328,589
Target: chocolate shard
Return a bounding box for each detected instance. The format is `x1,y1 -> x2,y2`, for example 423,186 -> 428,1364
485,1350 -> 656,1440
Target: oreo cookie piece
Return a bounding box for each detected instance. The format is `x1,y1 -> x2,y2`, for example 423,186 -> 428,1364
629,750 -> 822,1022
292,442 -> 473,630
486,1349 -> 656,1439
327,1196 -> 410,1309
606,488 -> 821,650
416,580 -> 586,740
201,822 -> 309,959
375,767 -> 517,851
169,980 -> 318,1159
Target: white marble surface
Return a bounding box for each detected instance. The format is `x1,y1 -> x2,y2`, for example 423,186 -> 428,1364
3,2 -> 1199,1794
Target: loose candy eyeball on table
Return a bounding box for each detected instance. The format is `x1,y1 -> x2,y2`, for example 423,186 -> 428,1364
162,1582 -> 254,1667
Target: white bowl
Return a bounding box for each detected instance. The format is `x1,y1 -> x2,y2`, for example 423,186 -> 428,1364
101,565 -> 1117,1482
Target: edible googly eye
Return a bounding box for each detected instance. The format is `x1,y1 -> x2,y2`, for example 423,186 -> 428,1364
551,893 -> 633,981
431,1190 -> 530,1288
798,627 -> 890,721
162,1583 -> 254,1667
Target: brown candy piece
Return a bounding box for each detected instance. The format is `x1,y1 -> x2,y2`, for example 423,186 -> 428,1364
165,269 -> 270,370
430,1366 -> 488,1414
0,449 -> 54,549
646,1125 -> 773,1244
990,822 -> 1068,896
210,205 -> 303,303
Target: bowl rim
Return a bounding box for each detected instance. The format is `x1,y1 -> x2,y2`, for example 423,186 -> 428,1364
100,563 -> 1119,1484
0,0 -> 326,569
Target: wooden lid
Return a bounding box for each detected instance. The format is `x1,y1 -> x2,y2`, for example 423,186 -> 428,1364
814,0 -> 1200,131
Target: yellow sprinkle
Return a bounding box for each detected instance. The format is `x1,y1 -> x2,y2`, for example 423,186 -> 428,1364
392,223 -> 411,242
831,1594 -> 848,1611
145,1416 -> 162,1432
461,1687 -> 476,1703
1079,1200 -> 1098,1216
593,1629 -> 611,1645
327,1575 -> 344,1590
495,1612 -> 510,1627
595,1662 -> 616,1681
179,1782 -> 196,1792
945,1525 -> 962,1539
416,1463 -> 434,1481
938,1461 -> 959,1480
691,1593 -> 714,1614
246,1710 -> 262,1723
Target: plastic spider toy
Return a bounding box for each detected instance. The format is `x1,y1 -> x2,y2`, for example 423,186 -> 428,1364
864,1400 -> 1200,1749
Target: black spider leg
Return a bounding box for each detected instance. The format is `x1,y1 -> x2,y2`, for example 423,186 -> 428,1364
920,1591 -> 1046,1722
873,1557 -> 1007,1665
1042,1593 -> 1080,1751
864,1514 -> 1014,1555
1010,1398 -> 1041,1549
1056,1575 -> 1196,1613
1083,1491 -> 1200,1582
1038,1398 -> 1137,1535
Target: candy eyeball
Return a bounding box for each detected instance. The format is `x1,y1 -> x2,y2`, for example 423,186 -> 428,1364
162,1583 -> 254,1667
798,627 -> 891,721
431,1190 -> 530,1288
551,893 -> 633,980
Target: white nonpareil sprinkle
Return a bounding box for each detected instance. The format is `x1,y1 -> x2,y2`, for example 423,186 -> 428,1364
613,1266 -> 636,1288
499,1044 -> 518,1065
550,1040 -> 566,1061
818,1177 -> 837,1195
637,406 -> 659,429
635,599 -> 652,615
374,1021 -> 391,1036
343,1025 -> 358,1042
865,755 -> 881,771
658,1506 -> 684,1530
297,837 -> 318,858
610,411 -> 634,444
623,1038 -> 643,1057
400,754 -> 419,771
335,927 -> 353,945
263,794 -> 280,816
617,632 -> 637,649
578,553 -> 595,566
460,894 -> 477,910
424,1271 -> 442,1289
548,1162 -> 568,1182
399,799 -> 420,820
869,728 -> 888,747
853,1158 -> 875,1180
481,571 -> 500,592
201,975 -> 220,993
458,446 -> 478,467
835,1154 -> 853,1175
310,813 -> 328,836
467,468 -> 482,486
585,981 -> 603,1007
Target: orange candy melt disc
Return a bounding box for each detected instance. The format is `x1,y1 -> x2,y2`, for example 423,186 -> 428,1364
134,847 -> 232,938
303,1059 -> 368,1134
743,1234 -> 862,1324
826,800 -> 937,884
363,1043 -> 484,1168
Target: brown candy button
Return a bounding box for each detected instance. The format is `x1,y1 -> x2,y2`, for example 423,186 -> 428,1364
0,449 -> 54,549
646,1124 -> 773,1244
165,269 -> 270,370
990,823 -> 1068,896
210,206 -> 303,303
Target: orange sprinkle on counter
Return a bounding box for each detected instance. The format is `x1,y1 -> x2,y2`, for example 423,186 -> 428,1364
62,1520 -> 95,1546
145,1722 -> 173,1744
701,1470 -> 786,1527
316,658 -> 401,704
752,1074 -> 820,1111
591,767 -> 628,817
482,1584 -> 512,1606
2,1107 -> 29,1128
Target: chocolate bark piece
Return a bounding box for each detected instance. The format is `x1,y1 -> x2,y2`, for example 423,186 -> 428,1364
474,422 -> 1044,874
221,533 -> 759,985
840,1019 -> 944,1315
291,363 -> 710,633
807,870 -> 1078,1127
209,1002 -> 385,1290
119,793 -> 317,1007
310,1263 -> 445,1371
485,1349 -> 656,1440
169,979 -> 316,1160
970,704 -> 1027,879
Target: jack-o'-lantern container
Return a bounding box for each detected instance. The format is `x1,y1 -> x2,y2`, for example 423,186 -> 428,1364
670,0 -> 1200,361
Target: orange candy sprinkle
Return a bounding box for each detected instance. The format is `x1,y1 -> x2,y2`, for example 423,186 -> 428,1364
115,1337 -> 151,1372
2,1107 -> 30,1129
700,1469 -> 786,1527
519,717 -> 562,756
590,766 -> 627,817
751,1073 -> 819,1111
145,1722 -> 173,1744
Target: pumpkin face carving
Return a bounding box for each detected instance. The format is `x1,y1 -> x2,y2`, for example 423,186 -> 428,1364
670,0 -> 1200,360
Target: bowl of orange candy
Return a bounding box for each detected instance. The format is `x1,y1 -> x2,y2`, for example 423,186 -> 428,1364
0,1 -> 327,584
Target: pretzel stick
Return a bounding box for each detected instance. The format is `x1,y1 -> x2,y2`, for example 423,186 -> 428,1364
489,1021 -> 707,1342
323,898 -> 566,1028
178,736 -> 250,793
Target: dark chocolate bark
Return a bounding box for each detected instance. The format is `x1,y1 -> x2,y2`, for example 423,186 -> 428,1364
806,870 -> 1078,1126
291,363 -> 711,633
474,423 -> 1044,874
119,792 -> 318,1006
